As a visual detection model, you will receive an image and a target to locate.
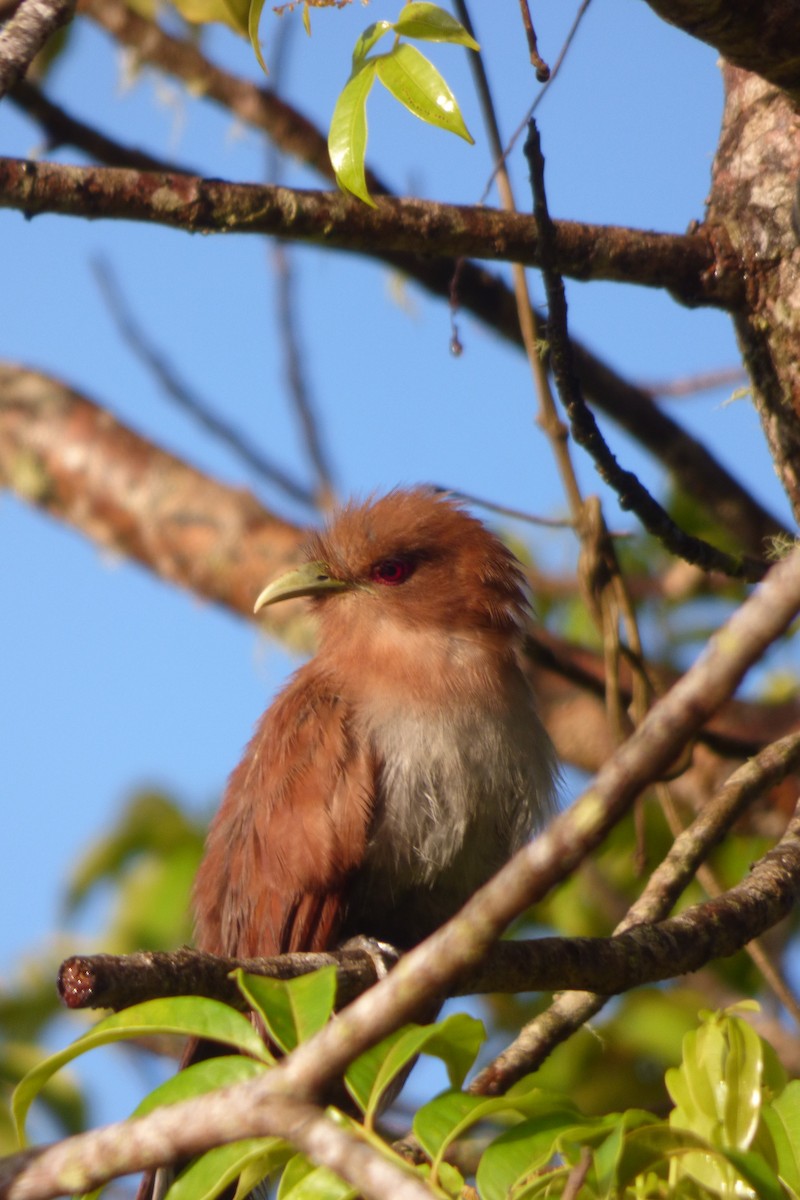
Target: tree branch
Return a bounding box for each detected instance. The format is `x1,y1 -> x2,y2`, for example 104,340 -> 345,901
644,0 -> 800,104
8,78 -> 193,173
472,729 -> 800,1092
0,0 -> 74,99
0,156 -> 739,306
1,1094 -> 434,1200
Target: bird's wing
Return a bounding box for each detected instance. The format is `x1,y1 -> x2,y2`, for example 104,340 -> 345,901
193,664 -> 376,957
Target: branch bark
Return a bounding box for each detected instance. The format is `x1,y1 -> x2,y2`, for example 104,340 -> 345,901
0,0 -> 74,98
0,157 -> 739,306
643,0 -> 800,103
709,65 -> 800,523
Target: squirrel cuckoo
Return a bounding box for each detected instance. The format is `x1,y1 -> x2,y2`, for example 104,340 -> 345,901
140,490 -> 557,1200
193,488 -> 557,962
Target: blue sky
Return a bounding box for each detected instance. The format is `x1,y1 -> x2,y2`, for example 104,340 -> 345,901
2,0 -> 792,1125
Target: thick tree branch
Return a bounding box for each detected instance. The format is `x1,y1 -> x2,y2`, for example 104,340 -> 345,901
709,65 -> 800,523
0,156 -> 739,306
1,1094 -> 434,1200
4,548 -> 800,1200
0,361 -> 310,644
644,0 -> 800,104
0,0 -> 74,98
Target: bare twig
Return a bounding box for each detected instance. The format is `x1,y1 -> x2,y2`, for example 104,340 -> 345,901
643,364 -> 748,400
516,0 -> 550,81
92,258 -> 317,508
272,244 -> 336,509
8,79 -> 192,172
524,119 -> 767,582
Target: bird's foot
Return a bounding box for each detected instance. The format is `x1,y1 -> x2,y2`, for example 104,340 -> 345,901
340,935 -> 401,979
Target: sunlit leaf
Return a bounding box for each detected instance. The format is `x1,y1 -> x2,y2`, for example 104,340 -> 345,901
344,1013 -> 483,1121
277,1153 -> 357,1200
165,1138 -> 291,1200
133,1056 -> 267,1116
328,62 -> 377,206
476,1107 -> 582,1200
762,1081 -> 800,1195
13,997 -> 269,1143
234,967 -> 336,1053
248,0 -> 269,75
414,1082 -> 553,1167
721,1146 -> 785,1200
393,3 -> 479,51
351,20 -> 393,68
375,44 -> 473,143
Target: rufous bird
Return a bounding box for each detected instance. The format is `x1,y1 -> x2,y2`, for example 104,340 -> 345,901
193,488 -> 557,963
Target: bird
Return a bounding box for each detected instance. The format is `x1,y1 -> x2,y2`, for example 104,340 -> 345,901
193,487 -> 558,964
138,489 -> 558,1200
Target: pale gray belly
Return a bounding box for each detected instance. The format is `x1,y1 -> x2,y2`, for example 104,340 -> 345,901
342,707 -> 556,948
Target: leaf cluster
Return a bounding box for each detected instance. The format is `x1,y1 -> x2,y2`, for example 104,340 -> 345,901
13,975 -> 800,1200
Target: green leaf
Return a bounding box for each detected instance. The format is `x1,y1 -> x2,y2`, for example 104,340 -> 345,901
328,61 -> 378,206
374,44 -> 473,143
277,1153 -> 358,1200
351,20 -> 393,68
667,1007 -> 764,1152
762,1081 -> 800,1194
248,0 -> 269,76
591,1109 -> 663,1193
475,1098 -> 589,1200
721,1012 -> 763,1150
13,997 -> 270,1143
414,1083 -> 552,1168
721,1146 -> 785,1200
133,1056 -> 267,1116
393,3 -> 479,51
234,967 -> 336,1054
344,1014 -> 483,1122
165,1138 -> 291,1200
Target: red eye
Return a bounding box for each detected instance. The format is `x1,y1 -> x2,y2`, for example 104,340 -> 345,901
371,557 -> 413,586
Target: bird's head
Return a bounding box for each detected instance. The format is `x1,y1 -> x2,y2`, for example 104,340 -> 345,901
254,489 -> 530,650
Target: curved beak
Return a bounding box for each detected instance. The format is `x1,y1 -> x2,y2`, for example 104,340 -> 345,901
253,560 -> 350,613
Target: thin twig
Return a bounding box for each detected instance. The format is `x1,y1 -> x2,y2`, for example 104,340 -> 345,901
264,14 -> 336,510
272,244 -> 336,509
524,119 -> 768,582
516,0 -> 550,81
8,79 -> 194,172
92,258 -> 317,509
